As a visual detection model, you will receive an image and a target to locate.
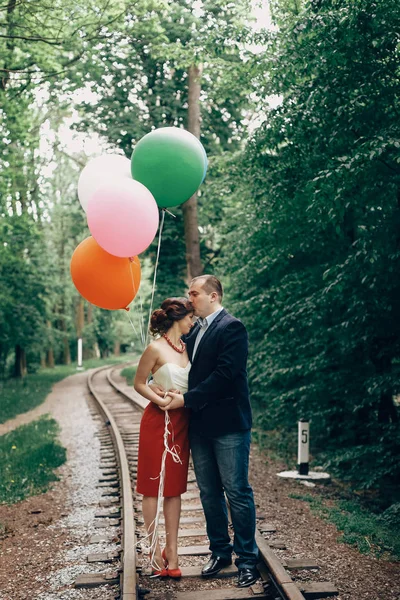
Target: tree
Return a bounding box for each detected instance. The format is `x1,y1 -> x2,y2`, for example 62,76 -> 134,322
65,0 -> 255,284
221,0 -> 400,494
0,0 -> 128,375
0,0 -> 126,91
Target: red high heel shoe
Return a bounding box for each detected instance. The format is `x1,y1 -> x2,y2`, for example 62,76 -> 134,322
167,568 -> 182,579
151,568 -> 169,577
162,549 -> 181,578
150,552 -> 168,577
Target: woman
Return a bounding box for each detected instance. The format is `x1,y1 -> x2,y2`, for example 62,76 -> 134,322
134,297 -> 194,578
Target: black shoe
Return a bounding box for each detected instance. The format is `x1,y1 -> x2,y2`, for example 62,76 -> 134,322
201,555 -> 232,577
237,567 -> 260,588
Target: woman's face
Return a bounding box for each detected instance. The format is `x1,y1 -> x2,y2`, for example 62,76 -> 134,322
179,313 -> 194,335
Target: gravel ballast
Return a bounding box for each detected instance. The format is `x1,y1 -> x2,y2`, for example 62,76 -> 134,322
0,370 -> 399,600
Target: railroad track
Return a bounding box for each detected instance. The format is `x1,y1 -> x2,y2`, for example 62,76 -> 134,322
74,363 -> 338,600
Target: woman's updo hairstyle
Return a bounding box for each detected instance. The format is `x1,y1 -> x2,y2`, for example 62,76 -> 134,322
150,297 -> 193,336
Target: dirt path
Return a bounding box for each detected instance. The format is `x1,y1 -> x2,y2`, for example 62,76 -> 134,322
0,370 -> 118,600
0,370 -> 399,600
0,371 -> 86,437
249,450 -> 400,600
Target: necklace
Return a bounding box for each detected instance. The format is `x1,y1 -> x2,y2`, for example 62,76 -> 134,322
163,333 -> 186,354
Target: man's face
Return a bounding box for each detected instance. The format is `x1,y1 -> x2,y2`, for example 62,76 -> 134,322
188,279 -> 214,318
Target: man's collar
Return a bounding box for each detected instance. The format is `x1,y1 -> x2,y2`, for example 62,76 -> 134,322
197,307 -> 224,329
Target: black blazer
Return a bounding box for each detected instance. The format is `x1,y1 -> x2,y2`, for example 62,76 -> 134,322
183,309 -> 252,437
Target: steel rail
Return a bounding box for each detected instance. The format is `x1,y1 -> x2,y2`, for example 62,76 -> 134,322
88,365 -> 137,599
106,362 -> 307,600
256,532 -> 305,600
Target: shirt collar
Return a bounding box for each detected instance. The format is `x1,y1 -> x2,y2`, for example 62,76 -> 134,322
197,307 -> 224,329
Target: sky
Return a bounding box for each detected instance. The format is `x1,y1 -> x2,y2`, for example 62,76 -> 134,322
252,0 -> 273,30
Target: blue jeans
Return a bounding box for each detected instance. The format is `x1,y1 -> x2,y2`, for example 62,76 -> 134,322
189,430 -> 259,569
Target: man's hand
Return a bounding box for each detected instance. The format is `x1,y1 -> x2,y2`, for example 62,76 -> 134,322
160,392 -> 185,411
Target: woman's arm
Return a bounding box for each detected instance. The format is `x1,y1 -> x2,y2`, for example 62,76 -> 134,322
134,345 -> 170,407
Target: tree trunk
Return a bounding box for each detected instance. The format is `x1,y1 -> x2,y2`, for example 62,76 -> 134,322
14,344 -> 27,378
114,340 -> 121,356
0,0 -> 17,92
62,332 -> 71,365
76,298 -> 84,337
76,297 -> 84,360
87,303 -> 93,324
183,63 -> 203,282
46,348 -> 55,368
84,302 -> 96,359
60,300 -> 71,365
46,320 -> 55,367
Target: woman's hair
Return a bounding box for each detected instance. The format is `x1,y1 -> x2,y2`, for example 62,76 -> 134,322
150,297 -> 193,336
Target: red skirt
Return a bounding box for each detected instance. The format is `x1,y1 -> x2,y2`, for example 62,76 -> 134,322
136,402 -> 190,497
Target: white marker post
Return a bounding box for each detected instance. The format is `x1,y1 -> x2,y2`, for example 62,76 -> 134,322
277,419 -> 330,482
77,338 -> 83,371
298,419 -> 309,475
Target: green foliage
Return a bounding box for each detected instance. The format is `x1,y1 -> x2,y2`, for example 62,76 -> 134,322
289,493 -> 400,558
220,0 -> 400,496
0,356 -> 137,423
147,209 -> 187,307
120,365 -> 138,385
0,416 -> 66,504
69,0 -> 254,153
380,503 -> 400,529
0,0 -> 124,90
320,428 -> 400,492
0,87 -> 48,372
1,36 -> 144,371
0,0 -> 126,373
63,0 -> 256,295
1,0 -> 399,513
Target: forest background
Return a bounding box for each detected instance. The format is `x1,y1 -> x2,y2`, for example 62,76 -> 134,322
1,0 -> 399,519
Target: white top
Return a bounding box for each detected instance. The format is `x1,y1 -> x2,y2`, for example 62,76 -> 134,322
152,362 -> 191,394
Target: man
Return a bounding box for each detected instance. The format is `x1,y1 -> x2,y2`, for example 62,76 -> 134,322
163,275 -> 259,588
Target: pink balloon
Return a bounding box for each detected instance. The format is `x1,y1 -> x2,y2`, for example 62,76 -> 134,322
87,180 -> 159,257
78,154 -> 131,212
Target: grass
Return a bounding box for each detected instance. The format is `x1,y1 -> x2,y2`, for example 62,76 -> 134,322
289,492 -> 400,559
251,426 -> 296,464
120,365 -> 138,385
0,354 -> 138,424
0,416 -> 67,504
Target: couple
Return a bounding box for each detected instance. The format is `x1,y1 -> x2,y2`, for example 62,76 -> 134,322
134,275 -> 259,588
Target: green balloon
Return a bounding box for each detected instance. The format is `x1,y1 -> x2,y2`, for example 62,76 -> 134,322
131,127 -> 205,208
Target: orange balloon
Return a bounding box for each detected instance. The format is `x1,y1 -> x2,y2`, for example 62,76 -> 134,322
70,236 -> 141,310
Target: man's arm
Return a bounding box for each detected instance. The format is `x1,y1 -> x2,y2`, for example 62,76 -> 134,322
183,320 -> 248,412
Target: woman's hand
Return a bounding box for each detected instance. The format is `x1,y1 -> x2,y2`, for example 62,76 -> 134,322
155,390 -> 181,408
155,395 -> 171,408
159,392 -> 185,411
149,382 -> 166,397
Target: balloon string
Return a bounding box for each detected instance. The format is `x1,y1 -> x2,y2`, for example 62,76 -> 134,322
130,410 -> 182,574
146,209 -> 165,346
127,258 -> 146,349
137,289 -> 146,349
126,311 -> 140,339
